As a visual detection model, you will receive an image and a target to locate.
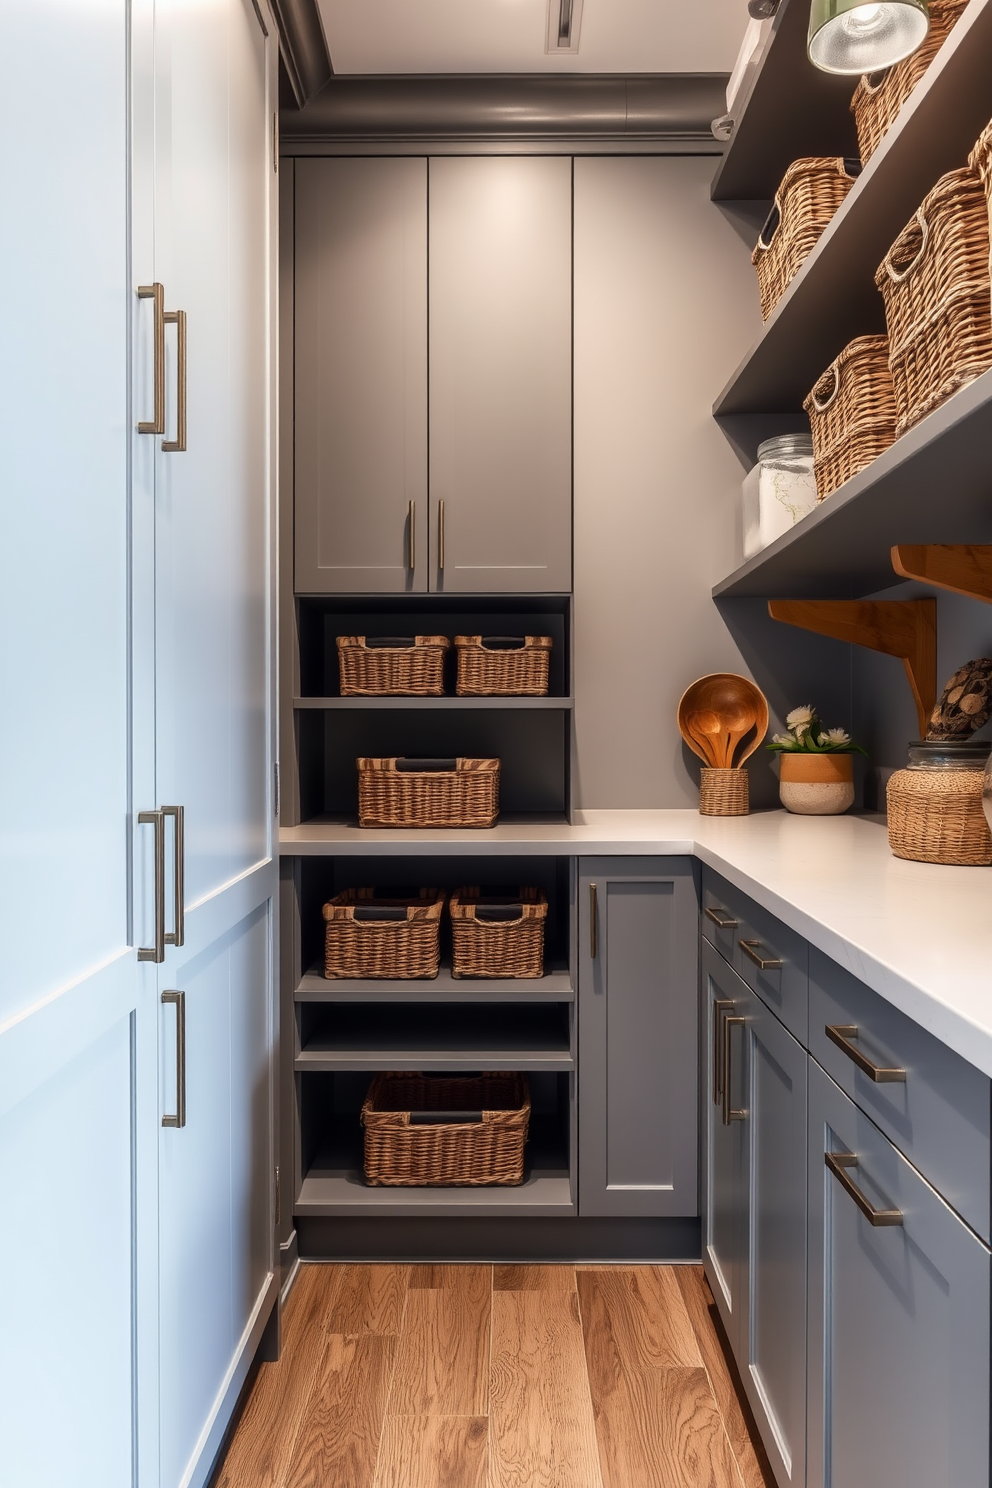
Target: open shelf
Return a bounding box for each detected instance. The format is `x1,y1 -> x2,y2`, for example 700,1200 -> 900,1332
296,961 -> 575,1002
714,367 -> 992,598
282,813 -> 572,852
296,1001 -> 573,1072
714,0 -> 992,435
295,695 -> 573,710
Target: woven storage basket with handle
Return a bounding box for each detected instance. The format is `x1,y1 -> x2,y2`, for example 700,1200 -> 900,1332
803,334 -> 898,499
887,770 -> 992,865
751,157 -> 861,320
357,757 -> 500,829
322,888 -> 446,979
851,0 -> 969,163
455,635 -> 553,697
875,166 -> 992,436
450,887 -> 548,979
337,635 -> 450,696
970,119 -> 992,256
361,1071 -> 530,1186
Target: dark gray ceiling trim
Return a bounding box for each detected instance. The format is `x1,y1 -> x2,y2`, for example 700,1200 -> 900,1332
269,0 -> 332,108
280,74 -> 729,146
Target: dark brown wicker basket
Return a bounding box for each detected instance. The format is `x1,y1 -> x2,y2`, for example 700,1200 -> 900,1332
454,636 -> 553,697
361,1071 -> 530,1186
337,635 -> 450,697
851,0 -> 969,163
752,157 -> 861,320
322,888 -> 445,979
803,334 -> 899,500
875,166 -> 992,436
357,757 -> 500,829
449,888 -> 548,979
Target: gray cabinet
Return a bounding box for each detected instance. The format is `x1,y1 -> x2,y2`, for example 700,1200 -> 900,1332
428,157 -> 572,594
577,858 -> 697,1217
702,940 -> 748,1353
807,1059 -> 990,1488
294,157 -> 428,594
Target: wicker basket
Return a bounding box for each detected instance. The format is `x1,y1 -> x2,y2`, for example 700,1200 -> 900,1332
455,636 -> 553,697
361,1071 -> 530,1186
449,887 -> 548,979
322,888 -> 446,979
357,757 -> 500,829
699,768 -> 749,817
970,118 -> 992,258
337,635 -> 450,697
887,769 -> 992,865
875,167 -> 992,436
851,0 -> 969,163
803,335 -> 899,500
752,157 -> 862,319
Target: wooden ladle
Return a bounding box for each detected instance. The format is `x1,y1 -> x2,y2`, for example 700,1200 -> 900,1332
678,674 -> 769,770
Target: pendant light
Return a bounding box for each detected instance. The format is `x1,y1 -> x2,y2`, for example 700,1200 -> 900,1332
807,0 -> 929,74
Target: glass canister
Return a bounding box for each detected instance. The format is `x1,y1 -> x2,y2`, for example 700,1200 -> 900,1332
887,739 -> 992,864
742,434 -> 818,559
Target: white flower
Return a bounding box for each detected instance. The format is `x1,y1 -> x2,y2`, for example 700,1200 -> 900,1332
771,732 -> 793,746
786,705 -> 815,729
825,727 -> 850,745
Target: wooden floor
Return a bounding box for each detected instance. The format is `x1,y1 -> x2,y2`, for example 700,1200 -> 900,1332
215,1264 -> 773,1488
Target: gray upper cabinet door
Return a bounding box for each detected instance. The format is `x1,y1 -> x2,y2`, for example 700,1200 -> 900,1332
807,1059 -> 990,1488
294,157 -> 428,593
578,858 -> 698,1217
428,157 -> 572,593
702,940 -> 748,1358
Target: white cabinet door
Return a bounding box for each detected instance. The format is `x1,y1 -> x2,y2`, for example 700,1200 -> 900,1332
0,4 -> 152,1486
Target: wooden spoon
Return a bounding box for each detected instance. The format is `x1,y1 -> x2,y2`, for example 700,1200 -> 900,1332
721,699 -> 763,769
685,708 -> 724,768
677,674 -> 769,770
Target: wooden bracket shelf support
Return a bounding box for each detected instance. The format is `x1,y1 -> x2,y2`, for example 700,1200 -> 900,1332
767,599 -> 937,738
891,545 -> 992,605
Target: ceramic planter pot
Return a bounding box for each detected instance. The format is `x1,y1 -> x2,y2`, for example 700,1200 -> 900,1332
779,752 -> 854,815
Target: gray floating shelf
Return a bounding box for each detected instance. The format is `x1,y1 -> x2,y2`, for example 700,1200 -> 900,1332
296,1164 -> 574,1218
296,963 -> 575,1002
294,695 -> 573,710
295,1047 -> 573,1072
714,368 -> 992,599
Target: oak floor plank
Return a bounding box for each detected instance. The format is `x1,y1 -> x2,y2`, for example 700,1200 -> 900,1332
493,1264 -> 576,1292
490,1285 -> 604,1488
675,1268 -> 774,1488
409,1263 -> 488,1290
213,1266 -> 340,1488
587,1363 -> 746,1488
387,1264 -> 491,1417
324,1263 -> 410,1336
283,1333 -> 396,1488
576,1267 -> 703,1371
372,1415 -> 488,1488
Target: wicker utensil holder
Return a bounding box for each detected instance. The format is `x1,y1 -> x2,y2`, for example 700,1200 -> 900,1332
337,635 -> 450,697
887,769 -> 992,865
449,888 -> 548,979
322,888 -> 446,979
699,768 -> 749,817
876,166 -> 992,437
851,0 -> 969,163
752,157 -> 861,320
804,335 -> 898,500
361,1071 -> 530,1186
454,635 -> 553,697
357,757 -> 500,829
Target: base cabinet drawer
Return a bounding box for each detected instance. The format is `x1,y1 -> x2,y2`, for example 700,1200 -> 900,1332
701,868 -> 808,1042
807,1060 -> 990,1488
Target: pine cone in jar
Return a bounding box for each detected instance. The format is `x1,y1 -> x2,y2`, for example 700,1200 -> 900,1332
927,658 -> 992,739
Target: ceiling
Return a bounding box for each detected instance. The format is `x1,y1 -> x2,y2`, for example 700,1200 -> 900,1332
314,0 -> 748,76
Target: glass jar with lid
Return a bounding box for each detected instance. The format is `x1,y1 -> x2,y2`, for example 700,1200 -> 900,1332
888,739 -> 992,864
742,434 -> 817,559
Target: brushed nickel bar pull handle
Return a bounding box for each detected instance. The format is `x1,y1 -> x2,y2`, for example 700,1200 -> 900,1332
722,1016 -> 746,1126
713,999 -> 734,1104
137,283 -> 165,435
825,1151 -> 903,1226
162,308 -> 187,452
705,906 -> 739,929
739,939 -> 783,971
162,805 -> 185,949
408,500 -> 416,571
438,499 -> 445,571
825,1024 -> 906,1082
161,991 -> 187,1129
589,882 -> 598,960
138,809 -> 166,963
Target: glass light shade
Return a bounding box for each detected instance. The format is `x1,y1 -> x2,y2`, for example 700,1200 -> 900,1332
808,0 -> 929,74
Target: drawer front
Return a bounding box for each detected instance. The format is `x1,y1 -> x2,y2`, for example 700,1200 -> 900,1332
701,870 -> 808,1041
701,875 -> 745,967
809,947 -> 991,1242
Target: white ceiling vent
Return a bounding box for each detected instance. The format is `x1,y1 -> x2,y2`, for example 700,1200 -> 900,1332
546,0 -> 584,54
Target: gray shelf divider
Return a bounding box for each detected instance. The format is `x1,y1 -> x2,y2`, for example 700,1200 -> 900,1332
297,962 -> 575,1002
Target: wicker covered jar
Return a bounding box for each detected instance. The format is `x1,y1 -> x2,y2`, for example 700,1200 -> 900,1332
887,740 -> 992,865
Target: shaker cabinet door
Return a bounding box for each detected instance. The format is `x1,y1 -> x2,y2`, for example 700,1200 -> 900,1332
295,157 -> 428,594
807,1060 -> 990,1488
701,941 -> 748,1359
578,858 -> 697,1217
429,156 -> 572,593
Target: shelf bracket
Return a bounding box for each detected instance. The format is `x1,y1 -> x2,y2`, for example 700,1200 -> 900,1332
891,545 -> 992,605
767,599 -> 936,738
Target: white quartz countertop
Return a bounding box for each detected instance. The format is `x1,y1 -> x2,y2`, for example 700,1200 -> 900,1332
280,809 -> 992,1078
